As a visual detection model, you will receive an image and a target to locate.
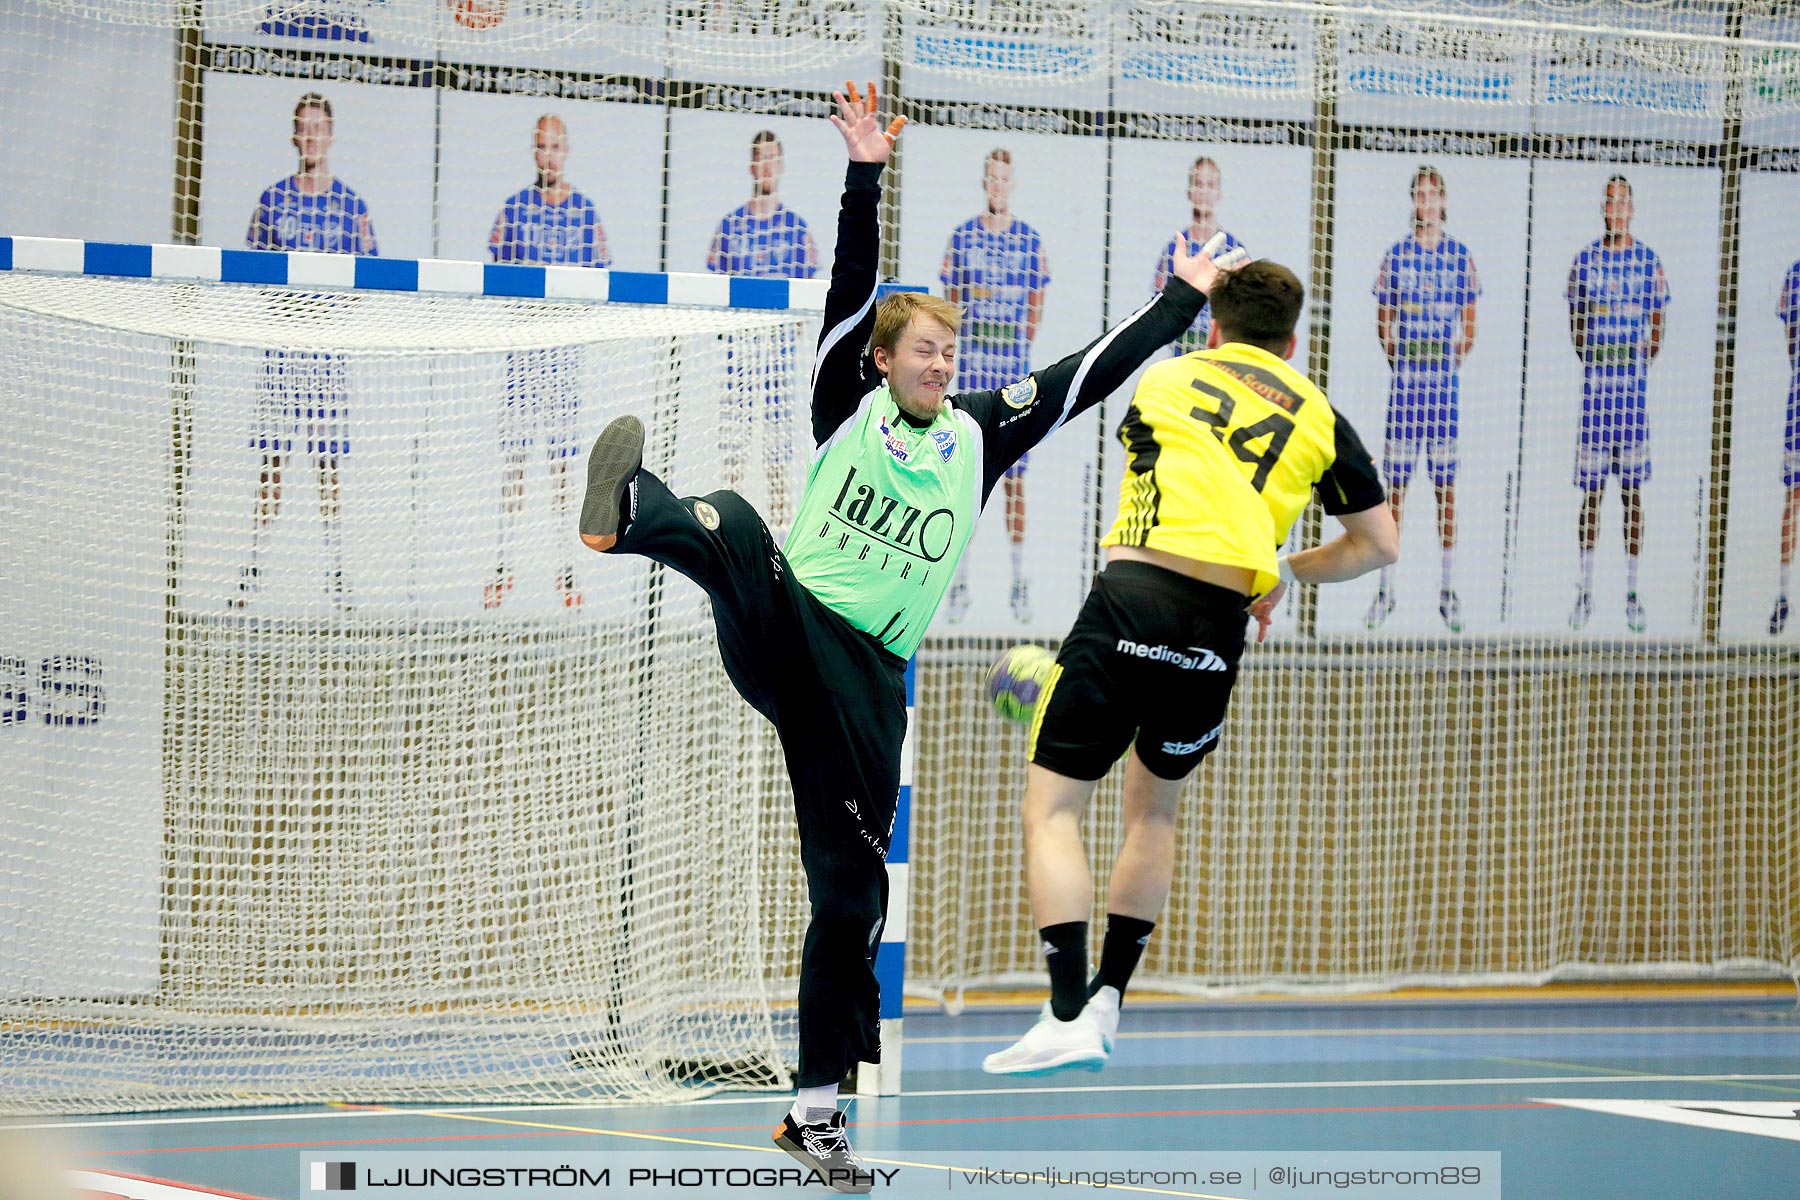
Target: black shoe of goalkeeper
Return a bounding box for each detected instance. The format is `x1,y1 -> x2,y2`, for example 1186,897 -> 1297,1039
773,1110 -> 875,1194
579,415 -> 644,553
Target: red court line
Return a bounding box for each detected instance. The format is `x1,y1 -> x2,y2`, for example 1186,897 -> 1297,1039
77,1169 -> 275,1200
95,1101 -> 1553,1155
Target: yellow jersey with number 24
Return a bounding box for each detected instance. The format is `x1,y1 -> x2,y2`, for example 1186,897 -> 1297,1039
1102,342 -> 1384,597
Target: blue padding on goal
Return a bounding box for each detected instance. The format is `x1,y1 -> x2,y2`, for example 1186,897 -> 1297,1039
874,942 -> 905,1019
85,242 -> 152,278
888,658 -> 914,867
608,270 -> 667,305
0,236 -> 923,313
356,256 -> 417,292
484,263 -> 545,299
728,276 -> 789,310
221,249 -> 288,285
888,788 -> 911,864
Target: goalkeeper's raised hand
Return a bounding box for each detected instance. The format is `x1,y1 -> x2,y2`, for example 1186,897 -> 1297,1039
1171,229 -> 1251,298
830,80 -> 907,164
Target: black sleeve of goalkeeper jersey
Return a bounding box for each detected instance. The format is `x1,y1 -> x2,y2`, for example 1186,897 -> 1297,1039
810,160 -> 886,446
956,277 -> 1208,503
1316,408 -> 1387,515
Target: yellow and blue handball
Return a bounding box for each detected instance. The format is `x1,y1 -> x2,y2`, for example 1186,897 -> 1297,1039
986,643 -> 1057,725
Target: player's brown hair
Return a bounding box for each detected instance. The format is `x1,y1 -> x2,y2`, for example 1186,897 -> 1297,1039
292,92 -> 333,131
984,147 -> 1012,171
870,291 -> 963,358
1209,260 -> 1304,355
1411,164 -> 1447,223
751,129 -> 782,154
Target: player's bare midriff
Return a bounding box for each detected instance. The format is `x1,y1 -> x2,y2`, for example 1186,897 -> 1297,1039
1106,544 -> 1255,596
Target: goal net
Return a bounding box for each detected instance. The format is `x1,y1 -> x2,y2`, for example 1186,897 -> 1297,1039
0,268 -> 816,1112
892,0 -> 1800,1004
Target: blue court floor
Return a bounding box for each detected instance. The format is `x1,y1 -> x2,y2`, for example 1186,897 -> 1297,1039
25,986 -> 1800,1199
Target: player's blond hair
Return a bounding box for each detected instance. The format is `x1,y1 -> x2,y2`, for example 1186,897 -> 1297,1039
870,292 -> 963,358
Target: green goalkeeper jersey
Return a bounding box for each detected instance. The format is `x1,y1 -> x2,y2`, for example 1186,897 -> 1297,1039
797,161 -> 1210,660
785,384 -> 978,659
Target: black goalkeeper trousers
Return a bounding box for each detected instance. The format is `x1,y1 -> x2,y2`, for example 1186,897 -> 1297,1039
615,467 -> 905,1089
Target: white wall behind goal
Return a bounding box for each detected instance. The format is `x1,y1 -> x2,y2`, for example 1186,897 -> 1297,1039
0,306 -> 167,998
0,11 -> 172,245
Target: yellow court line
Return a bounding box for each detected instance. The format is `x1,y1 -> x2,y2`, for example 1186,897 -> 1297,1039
383,1107 -> 755,1152
409,1106 -> 1249,1200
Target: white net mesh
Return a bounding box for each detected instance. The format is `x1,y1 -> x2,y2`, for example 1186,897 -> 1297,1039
2,0 -> 1799,1114
1,273 -> 816,1112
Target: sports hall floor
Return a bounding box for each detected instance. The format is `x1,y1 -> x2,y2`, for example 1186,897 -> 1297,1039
24,983 -> 1800,1199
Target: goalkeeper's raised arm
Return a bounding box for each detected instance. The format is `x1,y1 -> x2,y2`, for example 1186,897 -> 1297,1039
959,232 -> 1236,495
808,82 -> 907,445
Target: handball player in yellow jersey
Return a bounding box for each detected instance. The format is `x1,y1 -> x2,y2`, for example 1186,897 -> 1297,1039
986,258 -> 1401,1075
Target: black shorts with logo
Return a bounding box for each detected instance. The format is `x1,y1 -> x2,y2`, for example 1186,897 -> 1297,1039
1029,559 -> 1249,782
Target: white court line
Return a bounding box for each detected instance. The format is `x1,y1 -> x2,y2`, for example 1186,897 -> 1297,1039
6,1107 -> 398,1131
16,1073 -> 1800,1129
776,1073 -> 1800,1105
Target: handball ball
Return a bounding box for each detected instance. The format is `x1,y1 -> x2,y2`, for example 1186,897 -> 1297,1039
987,644 -> 1056,725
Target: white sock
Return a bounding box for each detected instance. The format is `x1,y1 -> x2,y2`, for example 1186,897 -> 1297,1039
1378,562 -> 1394,593
1780,559 -> 1791,597
1440,546 -> 1454,593
1579,549 -> 1595,594
1010,539 -> 1025,582
323,516 -> 344,584
241,519 -> 265,595
953,560 -> 970,591
1626,553 -> 1640,595
791,1084 -> 838,1124
498,511 -> 517,576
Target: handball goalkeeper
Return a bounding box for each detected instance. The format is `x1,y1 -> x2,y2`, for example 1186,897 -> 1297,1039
577,81 -> 1226,1189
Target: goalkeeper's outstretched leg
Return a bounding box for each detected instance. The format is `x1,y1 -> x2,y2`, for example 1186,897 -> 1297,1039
577,411 -> 905,1101
579,414 -> 645,555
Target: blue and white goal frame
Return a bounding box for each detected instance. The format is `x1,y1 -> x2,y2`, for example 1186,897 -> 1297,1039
0,234 -> 922,1098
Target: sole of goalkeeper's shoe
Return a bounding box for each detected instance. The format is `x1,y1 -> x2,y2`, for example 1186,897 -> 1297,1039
579,415 -> 644,553
772,1121 -> 874,1195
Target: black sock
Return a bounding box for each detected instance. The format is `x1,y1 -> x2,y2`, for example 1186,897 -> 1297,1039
1039,921 -> 1088,1021
1089,914 -> 1156,999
